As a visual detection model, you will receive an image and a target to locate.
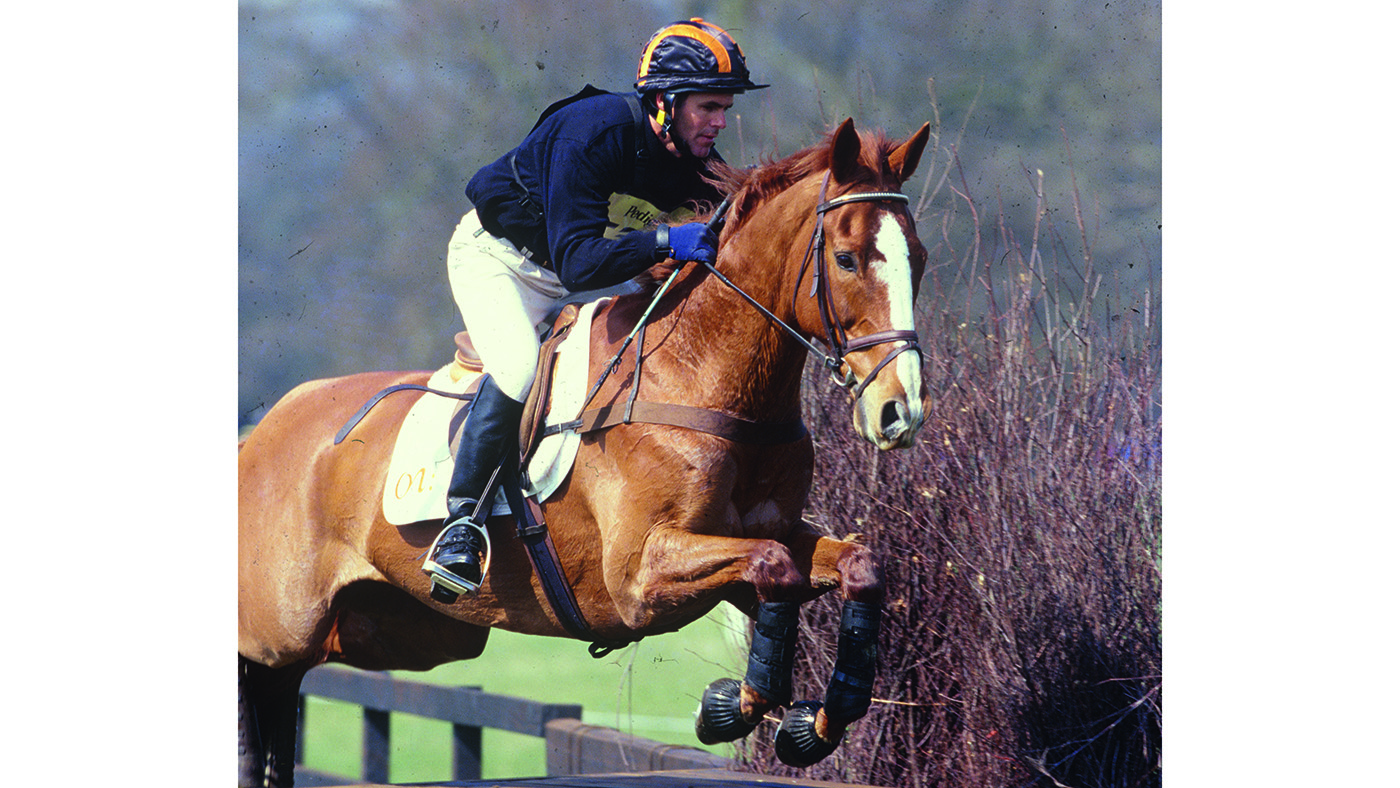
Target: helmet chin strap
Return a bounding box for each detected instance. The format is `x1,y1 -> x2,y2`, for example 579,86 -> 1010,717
656,91 -> 678,145
653,92 -> 706,160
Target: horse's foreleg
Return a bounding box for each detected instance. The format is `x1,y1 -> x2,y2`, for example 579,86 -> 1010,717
614,530 -> 807,745
822,599 -> 882,726
819,536 -> 884,727
696,599 -> 800,744
773,533 -> 885,767
773,598 -> 882,767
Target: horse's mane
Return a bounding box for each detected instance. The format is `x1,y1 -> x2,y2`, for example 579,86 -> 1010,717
634,125 -> 901,290
705,125 -> 904,233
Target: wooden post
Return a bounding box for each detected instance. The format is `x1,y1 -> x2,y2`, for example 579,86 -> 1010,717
362,707 -> 390,783
452,721 -> 483,780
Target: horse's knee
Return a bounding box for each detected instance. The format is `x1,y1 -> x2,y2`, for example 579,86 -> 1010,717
740,540 -> 806,601
836,542 -> 883,604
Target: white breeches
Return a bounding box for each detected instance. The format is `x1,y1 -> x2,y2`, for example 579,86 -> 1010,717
445,210 -> 569,402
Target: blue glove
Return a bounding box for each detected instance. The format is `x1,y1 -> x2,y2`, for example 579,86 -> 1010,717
659,222 -> 718,263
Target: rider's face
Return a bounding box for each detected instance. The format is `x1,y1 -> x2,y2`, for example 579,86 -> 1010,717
665,92 -> 734,158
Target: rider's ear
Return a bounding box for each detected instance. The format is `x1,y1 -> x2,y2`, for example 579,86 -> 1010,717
829,118 -> 861,184
887,122 -> 931,185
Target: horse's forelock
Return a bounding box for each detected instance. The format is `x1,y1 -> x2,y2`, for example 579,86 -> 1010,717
860,129 -> 905,184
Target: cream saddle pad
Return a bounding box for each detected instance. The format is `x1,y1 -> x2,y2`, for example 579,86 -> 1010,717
380,297 -> 606,525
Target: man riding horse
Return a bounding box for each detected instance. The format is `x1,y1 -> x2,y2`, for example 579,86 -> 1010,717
425,19 -> 768,602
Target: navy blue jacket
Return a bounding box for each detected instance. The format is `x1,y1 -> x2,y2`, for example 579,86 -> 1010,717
465,90 -> 723,292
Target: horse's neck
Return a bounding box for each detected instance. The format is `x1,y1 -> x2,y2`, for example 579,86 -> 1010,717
658,192 -> 817,422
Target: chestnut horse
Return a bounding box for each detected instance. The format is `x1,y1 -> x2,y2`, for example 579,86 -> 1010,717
239,118 -> 930,787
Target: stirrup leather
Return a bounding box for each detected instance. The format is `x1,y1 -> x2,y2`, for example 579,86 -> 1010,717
422,521 -> 493,597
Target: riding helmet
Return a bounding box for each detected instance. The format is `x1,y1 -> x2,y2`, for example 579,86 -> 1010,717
634,18 -> 768,95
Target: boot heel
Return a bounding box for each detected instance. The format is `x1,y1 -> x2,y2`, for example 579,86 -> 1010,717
429,579 -> 462,604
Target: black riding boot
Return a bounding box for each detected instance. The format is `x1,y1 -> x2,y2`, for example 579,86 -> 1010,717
423,375 -> 524,603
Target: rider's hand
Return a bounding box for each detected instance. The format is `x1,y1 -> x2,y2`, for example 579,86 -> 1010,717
656,222 -> 718,264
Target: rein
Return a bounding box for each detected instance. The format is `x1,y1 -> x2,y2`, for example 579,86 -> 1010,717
579,196 -> 733,415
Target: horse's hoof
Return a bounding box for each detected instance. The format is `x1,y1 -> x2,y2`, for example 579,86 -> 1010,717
695,678 -> 757,744
774,701 -> 841,767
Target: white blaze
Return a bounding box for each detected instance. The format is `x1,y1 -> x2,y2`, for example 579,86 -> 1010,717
870,213 -> 925,420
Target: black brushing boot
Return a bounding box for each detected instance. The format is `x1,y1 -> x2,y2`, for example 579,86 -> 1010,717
423,375 -> 524,603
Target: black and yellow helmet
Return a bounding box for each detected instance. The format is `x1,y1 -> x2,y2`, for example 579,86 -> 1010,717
634,18 -> 768,95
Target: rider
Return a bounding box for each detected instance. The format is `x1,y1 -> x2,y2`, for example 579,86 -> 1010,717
423,18 -> 768,602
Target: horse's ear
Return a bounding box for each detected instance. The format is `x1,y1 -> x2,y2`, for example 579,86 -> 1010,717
829,118 -> 861,184
887,122 -> 932,184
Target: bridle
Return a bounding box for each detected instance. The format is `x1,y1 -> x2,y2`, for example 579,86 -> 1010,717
586,172 -> 924,415
702,172 -> 923,399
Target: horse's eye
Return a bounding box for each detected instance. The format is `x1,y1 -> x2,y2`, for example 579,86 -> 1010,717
834,252 -> 858,272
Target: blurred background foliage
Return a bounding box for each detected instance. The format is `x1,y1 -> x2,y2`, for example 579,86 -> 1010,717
238,0 -> 1159,426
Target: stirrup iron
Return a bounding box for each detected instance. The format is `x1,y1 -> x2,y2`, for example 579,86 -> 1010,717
423,520 -> 493,601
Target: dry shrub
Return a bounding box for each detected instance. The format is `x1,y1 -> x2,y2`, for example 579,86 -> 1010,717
738,162 -> 1161,788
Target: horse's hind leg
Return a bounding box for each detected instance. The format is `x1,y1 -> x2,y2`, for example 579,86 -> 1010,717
239,656 -> 307,788
238,657 -> 262,787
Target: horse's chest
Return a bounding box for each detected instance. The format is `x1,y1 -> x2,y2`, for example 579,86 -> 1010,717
737,496 -> 788,530
725,461 -> 809,535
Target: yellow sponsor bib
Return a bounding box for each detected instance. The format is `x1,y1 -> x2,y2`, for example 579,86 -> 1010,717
603,193 -> 696,240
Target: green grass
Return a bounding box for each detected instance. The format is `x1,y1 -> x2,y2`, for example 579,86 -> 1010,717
298,606 -> 750,782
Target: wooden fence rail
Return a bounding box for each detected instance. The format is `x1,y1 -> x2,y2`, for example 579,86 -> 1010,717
296,665 -> 729,785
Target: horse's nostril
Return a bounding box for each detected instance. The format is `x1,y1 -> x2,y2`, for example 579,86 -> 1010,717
880,400 -> 906,436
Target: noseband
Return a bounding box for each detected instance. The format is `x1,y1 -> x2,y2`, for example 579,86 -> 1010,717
699,173 -> 922,400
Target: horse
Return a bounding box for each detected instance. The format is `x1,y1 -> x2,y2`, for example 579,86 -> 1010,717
238,117 -> 931,787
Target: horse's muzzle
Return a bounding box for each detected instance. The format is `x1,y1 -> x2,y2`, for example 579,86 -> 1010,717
851,374 -> 926,450
854,395 -> 922,449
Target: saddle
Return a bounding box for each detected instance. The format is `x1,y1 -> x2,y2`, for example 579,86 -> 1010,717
339,297 -> 608,647
444,302 -> 582,470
